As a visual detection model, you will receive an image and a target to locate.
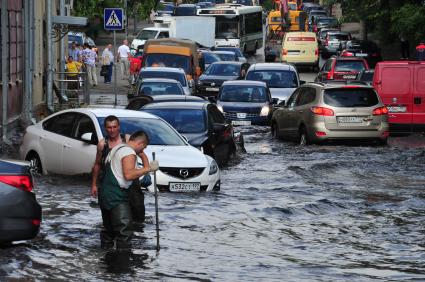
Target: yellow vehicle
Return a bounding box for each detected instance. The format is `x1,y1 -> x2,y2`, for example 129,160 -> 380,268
268,9 -> 307,34
281,32 -> 319,69
142,38 -> 201,81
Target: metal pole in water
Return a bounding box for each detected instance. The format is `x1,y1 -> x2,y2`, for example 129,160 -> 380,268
152,152 -> 160,251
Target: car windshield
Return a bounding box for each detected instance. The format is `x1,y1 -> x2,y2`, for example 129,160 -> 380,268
205,64 -> 240,76
203,52 -> 221,65
324,88 -> 379,107
174,6 -> 196,16
139,71 -> 187,87
317,18 -> 338,26
358,72 -> 374,82
143,109 -> 206,133
335,60 -> 366,72
246,70 -> 298,88
220,85 -> 268,102
215,53 -> 236,61
136,30 -> 158,40
216,17 -> 239,39
216,47 -> 244,58
138,82 -> 184,96
97,117 -> 186,146
144,54 -> 190,74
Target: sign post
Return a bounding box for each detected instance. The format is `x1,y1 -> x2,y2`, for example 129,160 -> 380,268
104,8 -> 124,106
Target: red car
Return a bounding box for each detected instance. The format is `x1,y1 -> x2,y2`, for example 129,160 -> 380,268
373,61 -> 425,134
315,56 -> 369,82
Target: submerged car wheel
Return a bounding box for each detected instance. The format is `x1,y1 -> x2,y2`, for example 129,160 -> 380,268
26,152 -> 42,174
298,126 -> 310,146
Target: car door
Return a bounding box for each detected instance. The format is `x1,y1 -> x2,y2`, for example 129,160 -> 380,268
62,113 -> 99,175
41,112 -> 78,174
286,88 -> 308,139
275,89 -> 300,137
412,65 -> 425,132
208,105 -> 232,162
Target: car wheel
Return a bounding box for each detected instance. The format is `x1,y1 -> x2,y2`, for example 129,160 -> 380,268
271,122 -> 281,140
298,126 -> 310,146
26,152 -> 42,174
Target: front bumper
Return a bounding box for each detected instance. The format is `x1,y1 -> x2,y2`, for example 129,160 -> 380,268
146,167 -> 220,192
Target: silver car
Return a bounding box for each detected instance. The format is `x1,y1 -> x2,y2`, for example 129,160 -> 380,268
138,67 -> 194,95
245,63 -> 303,104
271,82 -> 389,145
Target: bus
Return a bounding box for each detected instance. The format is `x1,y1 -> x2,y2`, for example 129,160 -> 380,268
197,4 -> 263,55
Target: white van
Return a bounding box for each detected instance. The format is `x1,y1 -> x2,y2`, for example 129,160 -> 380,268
131,27 -> 170,50
281,32 -> 319,70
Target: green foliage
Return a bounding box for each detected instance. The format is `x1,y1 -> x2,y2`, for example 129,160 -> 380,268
390,4 -> 425,42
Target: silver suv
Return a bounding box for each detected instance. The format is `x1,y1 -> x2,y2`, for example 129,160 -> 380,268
271,82 -> 389,145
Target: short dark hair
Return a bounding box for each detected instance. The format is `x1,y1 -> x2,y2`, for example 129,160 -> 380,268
83,43 -> 90,48
104,115 -> 120,127
129,130 -> 149,144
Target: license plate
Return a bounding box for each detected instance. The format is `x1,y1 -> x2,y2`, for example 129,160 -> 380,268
232,120 -> 251,126
337,116 -> 363,123
287,51 -> 300,55
387,106 -> 407,113
343,75 -> 356,79
169,182 -> 201,192
355,53 -> 368,57
206,87 -> 219,92
237,113 -> 247,118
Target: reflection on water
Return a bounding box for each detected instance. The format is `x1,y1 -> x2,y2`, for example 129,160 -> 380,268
1,128 -> 424,280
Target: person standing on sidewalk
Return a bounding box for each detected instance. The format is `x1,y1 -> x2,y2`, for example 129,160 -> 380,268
69,42 -> 81,62
117,40 -> 131,80
416,41 -> 425,61
82,43 -> 98,87
399,33 -> 410,60
101,44 -> 114,84
97,130 -> 159,249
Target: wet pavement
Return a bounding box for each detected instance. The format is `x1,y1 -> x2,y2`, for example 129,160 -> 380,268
1,124 -> 424,281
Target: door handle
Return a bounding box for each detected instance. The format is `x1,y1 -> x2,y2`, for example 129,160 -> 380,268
414,97 -> 422,104
63,143 -> 72,148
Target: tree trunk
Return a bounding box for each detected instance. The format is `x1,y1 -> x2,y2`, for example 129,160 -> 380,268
133,15 -> 137,35
359,19 -> 367,40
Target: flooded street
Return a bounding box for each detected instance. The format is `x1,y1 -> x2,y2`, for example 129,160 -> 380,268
1,125 -> 424,281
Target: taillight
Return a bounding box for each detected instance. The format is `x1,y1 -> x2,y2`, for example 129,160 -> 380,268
311,106 -> 334,116
373,106 -> 388,115
315,131 -> 327,136
0,175 -> 33,192
282,49 -> 288,56
324,37 -> 329,46
32,219 -> 41,226
327,70 -> 334,80
341,51 -> 354,57
315,48 -> 318,56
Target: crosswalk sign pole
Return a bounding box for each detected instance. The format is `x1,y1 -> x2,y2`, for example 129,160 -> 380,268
113,31 -> 117,106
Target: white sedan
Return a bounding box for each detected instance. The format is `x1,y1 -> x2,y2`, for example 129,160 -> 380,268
19,108 -> 220,192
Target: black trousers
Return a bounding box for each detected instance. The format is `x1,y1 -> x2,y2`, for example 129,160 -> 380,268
401,41 -> 410,59
100,202 -> 133,249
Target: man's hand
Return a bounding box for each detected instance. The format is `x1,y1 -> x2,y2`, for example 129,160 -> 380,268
149,160 -> 159,172
91,185 -> 98,198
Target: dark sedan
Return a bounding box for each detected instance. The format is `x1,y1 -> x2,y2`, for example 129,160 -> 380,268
217,80 -> 276,126
197,61 -> 250,97
142,101 -> 243,167
0,159 -> 41,244
339,39 -> 383,68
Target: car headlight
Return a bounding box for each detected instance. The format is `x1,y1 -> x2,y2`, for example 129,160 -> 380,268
217,105 -> 224,113
260,105 -> 270,116
209,159 -> 218,175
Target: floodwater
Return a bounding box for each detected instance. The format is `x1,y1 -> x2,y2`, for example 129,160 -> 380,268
1,126 -> 424,281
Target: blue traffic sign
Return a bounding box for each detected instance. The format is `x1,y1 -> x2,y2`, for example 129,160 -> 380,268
104,8 -> 124,30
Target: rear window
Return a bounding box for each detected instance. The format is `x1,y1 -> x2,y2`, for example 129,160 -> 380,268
329,34 -> 350,41
287,37 -> 316,42
324,88 -> 379,107
335,60 -> 366,72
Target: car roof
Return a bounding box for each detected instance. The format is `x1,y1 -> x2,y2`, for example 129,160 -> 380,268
143,101 -> 210,110
248,63 -> 297,72
50,108 -> 161,119
222,80 -> 267,87
141,67 -> 186,74
212,51 -> 235,55
141,78 -> 181,84
334,56 -> 367,62
328,31 -> 350,35
151,95 -> 206,102
306,81 -> 373,89
209,61 -> 244,66
286,32 -> 317,37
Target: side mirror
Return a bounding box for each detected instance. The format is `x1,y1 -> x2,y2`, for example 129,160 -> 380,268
299,80 -> 306,85
188,80 -> 194,88
278,100 -> 286,107
212,123 -> 226,132
81,132 -> 93,144
272,98 -> 279,105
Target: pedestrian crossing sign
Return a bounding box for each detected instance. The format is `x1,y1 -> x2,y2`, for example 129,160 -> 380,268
104,8 -> 124,30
